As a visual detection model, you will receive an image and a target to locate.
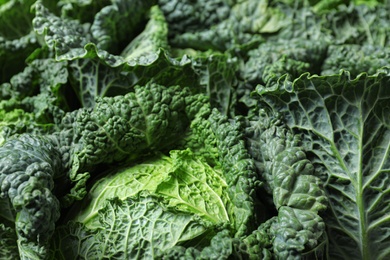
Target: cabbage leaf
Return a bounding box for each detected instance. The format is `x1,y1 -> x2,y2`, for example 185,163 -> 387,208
256,70 -> 390,259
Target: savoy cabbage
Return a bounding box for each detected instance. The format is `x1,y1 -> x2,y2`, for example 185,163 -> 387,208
0,0 -> 389,259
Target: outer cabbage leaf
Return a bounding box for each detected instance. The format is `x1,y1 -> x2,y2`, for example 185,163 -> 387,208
33,1 -> 92,59
321,44 -> 390,76
0,57 -> 71,142
33,2 -> 200,108
165,0 -> 284,51
266,2 -> 331,44
65,83 -> 201,173
0,0 -> 40,83
242,39 -> 327,89
34,0 -> 157,56
120,5 -> 169,62
280,0 -> 384,14
0,31 -> 39,84
161,223 -> 276,259
230,0 -> 288,34
67,45 -> 196,108
158,0 -> 230,38
242,218 -> 275,259
58,0 -> 111,24
209,110 -> 263,236
0,56 -> 69,106
270,207 -> 327,259
323,3 -> 390,46
160,229 -> 247,260
0,0 -> 36,39
34,3 -> 196,108
256,70 -> 390,259
0,134 -> 65,259
163,0 -> 327,52
244,107 -> 328,258
176,99 -> 219,165
190,51 -> 240,116
0,223 -> 19,259
0,108 -> 54,145
90,0 -> 156,54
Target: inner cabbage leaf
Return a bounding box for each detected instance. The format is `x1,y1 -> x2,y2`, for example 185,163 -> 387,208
51,193 -> 212,259
56,149 -> 231,258
68,149 -> 230,229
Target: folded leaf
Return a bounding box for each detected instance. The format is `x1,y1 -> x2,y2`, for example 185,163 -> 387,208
0,134 -> 64,259
33,2 -> 92,59
90,0 -> 156,54
120,5 -> 169,61
66,45 -> 195,108
245,106 -> 328,258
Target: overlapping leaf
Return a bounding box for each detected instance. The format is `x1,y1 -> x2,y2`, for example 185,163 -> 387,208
256,70 -> 390,259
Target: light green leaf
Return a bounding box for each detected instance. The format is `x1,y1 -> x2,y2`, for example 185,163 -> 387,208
53,194 -> 213,260
70,154 -> 174,229
94,194 -> 210,259
156,149 -> 230,224
69,149 -> 230,229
